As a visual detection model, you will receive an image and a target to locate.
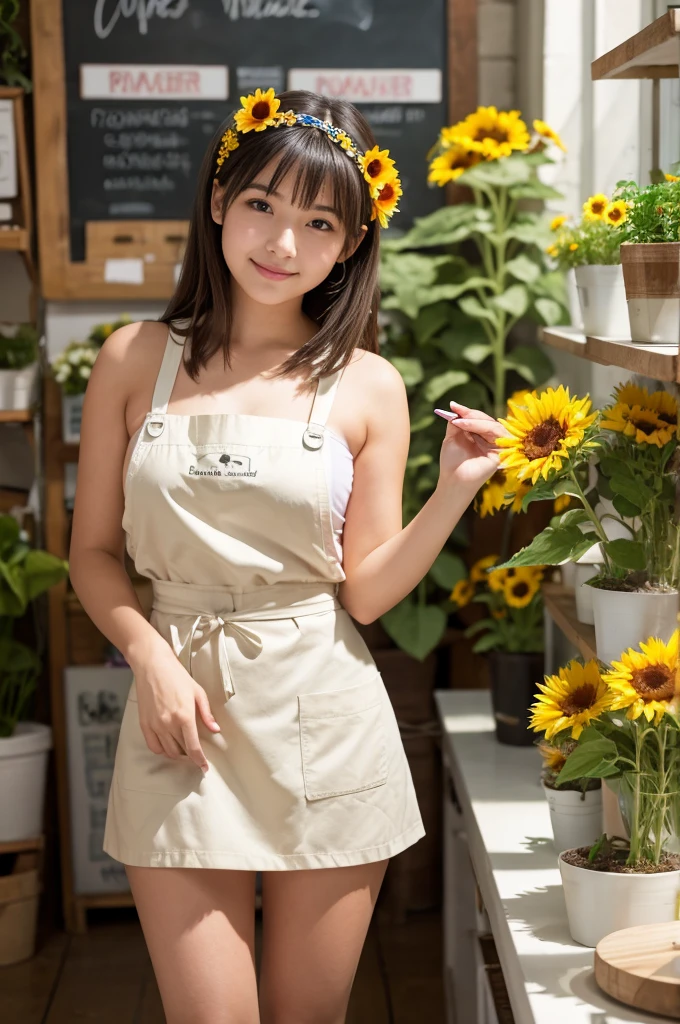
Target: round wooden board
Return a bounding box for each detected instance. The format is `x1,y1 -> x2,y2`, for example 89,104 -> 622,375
595,921 -> 680,1019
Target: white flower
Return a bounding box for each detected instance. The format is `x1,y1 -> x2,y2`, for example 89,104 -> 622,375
79,366 -> 91,379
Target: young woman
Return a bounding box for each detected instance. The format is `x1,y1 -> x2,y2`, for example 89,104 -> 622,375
69,89 -> 506,1024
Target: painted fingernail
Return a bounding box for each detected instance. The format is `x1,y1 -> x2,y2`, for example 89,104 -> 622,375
434,409 -> 459,421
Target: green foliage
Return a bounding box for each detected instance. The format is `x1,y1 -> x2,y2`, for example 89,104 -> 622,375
0,515 -> 69,738
614,177 -> 680,244
0,323 -> 38,370
548,216 -> 625,269
0,0 -> 30,90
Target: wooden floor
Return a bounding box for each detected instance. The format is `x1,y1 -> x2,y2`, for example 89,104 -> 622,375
1,906 -> 444,1023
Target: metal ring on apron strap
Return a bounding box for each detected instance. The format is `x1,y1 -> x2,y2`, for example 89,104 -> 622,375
147,416 -> 165,438
302,424 -> 324,450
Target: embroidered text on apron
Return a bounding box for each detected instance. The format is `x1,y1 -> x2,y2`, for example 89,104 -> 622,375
103,327 -> 425,870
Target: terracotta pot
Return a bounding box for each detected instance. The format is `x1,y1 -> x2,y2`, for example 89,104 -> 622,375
620,241 -> 680,343
488,650 -> 544,746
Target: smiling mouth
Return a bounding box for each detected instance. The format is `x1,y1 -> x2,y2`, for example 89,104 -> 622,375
251,260 -> 297,279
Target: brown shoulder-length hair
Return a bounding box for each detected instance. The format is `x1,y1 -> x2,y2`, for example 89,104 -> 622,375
161,90 -> 382,384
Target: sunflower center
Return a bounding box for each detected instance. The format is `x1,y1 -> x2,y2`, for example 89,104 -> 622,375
512,581 -> 530,598
591,200 -> 606,215
475,127 -> 508,144
657,411 -> 677,426
560,683 -> 597,717
522,418 -> 566,460
630,665 -> 674,703
252,101 -> 272,120
379,183 -> 395,202
608,207 -> 623,222
366,159 -> 383,179
631,417 -> 657,436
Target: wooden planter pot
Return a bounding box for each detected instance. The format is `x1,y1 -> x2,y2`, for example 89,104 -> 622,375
620,241 -> 680,343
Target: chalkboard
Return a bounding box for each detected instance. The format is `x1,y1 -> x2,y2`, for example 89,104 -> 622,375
61,0 -> 447,261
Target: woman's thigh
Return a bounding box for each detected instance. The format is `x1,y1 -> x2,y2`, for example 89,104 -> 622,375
126,865 -> 259,1024
258,859 -> 389,1024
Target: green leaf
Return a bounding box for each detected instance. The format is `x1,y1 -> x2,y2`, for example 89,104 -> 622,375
406,453 -> 433,470
556,736 -> 620,785
604,539 -> 646,571
390,357 -> 424,387
413,304 -> 450,346
534,297 -> 564,326
379,600 -> 448,661
612,494 -> 641,519
559,508 -> 590,528
423,370 -> 470,402
520,476 -> 558,511
22,551 -> 69,601
459,155 -> 531,189
508,180 -> 564,200
429,551 -> 467,590
459,295 -> 499,326
472,632 -> 502,653
492,284 -> 529,319
461,342 -> 492,365
382,204 -> 493,251
504,344 -> 554,386
464,618 -> 496,638
496,526 -> 600,568
505,255 -> 541,284
610,475 -> 654,509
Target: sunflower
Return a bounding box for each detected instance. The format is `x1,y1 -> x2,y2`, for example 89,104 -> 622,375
476,468 -> 530,517
234,88 -> 281,133
647,389 -> 678,427
359,146 -> 397,190
600,403 -> 675,448
530,659 -> 611,739
427,143 -> 482,185
553,493 -> 572,514
450,578 -> 474,608
538,739 -> 568,774
504,570 -> 541,608
488,566 -> 511,592
458,106 -> 531,159
371,177 -> 402,228
604,632 -> 678,724
497,386 -> 598,484
491,607 -> 507,620
665,173 -> 679,182
509,389 -> 532,407
583,193 -> 609,221
604,200 -> 627,226
614,381 -> 651,407
470,553 -> 499,584
550,214 -> 568,231
533,119 -> 567,152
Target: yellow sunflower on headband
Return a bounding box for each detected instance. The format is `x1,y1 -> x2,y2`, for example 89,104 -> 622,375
359,146 -> 397,190
234,88 -> 281,133
371,178 -> 402,228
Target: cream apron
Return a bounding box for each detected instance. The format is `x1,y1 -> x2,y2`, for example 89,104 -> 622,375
103,327 -> 425,870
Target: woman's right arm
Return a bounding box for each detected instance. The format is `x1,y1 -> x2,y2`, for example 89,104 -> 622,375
68,323 -> 219,772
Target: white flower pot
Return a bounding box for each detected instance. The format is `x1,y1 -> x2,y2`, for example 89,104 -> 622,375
559,852 -> 680,947
62,393 -> 84,443
560,560 -> 576,590
0,723 -> 52,842
627,297 -> 680,344
574,563 -> 601,625
589,587 -> 679,666
574,265 -> 631,340
543,783 -> 602,854
0,363 -> 38,411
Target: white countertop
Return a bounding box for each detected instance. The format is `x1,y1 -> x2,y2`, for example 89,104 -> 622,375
434,689 -> 670,1024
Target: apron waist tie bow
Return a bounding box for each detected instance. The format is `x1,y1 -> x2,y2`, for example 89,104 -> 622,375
171,615 -> 264,704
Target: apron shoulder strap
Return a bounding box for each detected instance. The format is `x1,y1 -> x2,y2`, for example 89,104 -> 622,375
151,325 -> 186,414
307,366 -> 344,428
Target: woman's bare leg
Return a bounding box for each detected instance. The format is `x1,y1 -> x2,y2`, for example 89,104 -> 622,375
126,865 -> 259,1024
258,859 -> 389,1024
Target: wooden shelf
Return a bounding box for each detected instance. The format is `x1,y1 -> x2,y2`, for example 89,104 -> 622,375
542,581 -> 597,662
0,408 -> 33,423
592,9 -> 680,80
540,326 -> 679,383
0,226 -> 29,251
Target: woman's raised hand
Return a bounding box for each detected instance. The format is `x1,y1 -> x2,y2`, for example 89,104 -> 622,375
133,644 -> 221,773
437,399 -> 511,490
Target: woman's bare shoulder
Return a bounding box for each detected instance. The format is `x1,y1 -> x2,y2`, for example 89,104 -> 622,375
90,320 -> 172,434
97,319 -> 169,372
345,347 -> 407,404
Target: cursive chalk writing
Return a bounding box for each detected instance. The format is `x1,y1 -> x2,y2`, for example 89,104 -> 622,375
94,0 -> 190,40
221,0 -> 319,19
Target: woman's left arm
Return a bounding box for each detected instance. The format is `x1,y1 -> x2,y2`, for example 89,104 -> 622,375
339,358 -> 507,625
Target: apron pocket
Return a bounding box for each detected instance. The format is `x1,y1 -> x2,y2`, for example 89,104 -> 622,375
298,675 -> 388,801
117,696 -> 201,796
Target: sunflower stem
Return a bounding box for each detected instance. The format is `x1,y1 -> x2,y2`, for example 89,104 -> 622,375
567,469 -> 614,575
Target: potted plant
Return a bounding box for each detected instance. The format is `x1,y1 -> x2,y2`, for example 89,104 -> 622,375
546,194 -> 630,339
0,324 -> 39,411
550,633 -> 680,948
450,554 -> 545,745
493,382 -> 679,664
613,172 -> 680,343
0,513 -> 69,842
0,0 -> 31,90
50,316 -> 131,443
537,740 -> 603,856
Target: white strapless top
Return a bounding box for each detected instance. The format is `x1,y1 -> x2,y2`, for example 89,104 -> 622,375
322,430 -> 354,562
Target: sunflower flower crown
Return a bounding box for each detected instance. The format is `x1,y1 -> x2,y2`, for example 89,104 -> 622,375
215,88 -> 402,228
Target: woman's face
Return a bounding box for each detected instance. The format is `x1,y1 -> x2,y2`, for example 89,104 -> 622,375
211,157 -> 366,306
